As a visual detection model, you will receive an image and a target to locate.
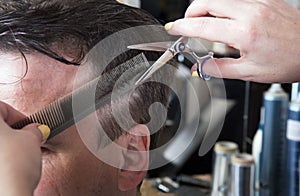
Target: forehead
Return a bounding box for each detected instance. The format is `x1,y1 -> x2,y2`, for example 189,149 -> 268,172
0,52 -> 79,78
0,52 -> 81,114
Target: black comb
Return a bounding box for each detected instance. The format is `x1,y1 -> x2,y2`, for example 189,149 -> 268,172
11,53 -> 150,141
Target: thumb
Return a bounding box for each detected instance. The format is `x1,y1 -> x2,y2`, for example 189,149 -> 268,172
22,124 -> 51,144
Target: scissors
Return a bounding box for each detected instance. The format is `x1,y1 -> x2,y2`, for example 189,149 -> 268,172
127,36 -> 214,85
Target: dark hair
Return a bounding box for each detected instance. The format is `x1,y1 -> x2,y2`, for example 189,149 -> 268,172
0,0 -> 159,64
0,0 -> 172,150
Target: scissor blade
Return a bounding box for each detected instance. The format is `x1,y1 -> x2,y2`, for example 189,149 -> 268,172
135,50 -> 174,85
128,41 -> 173,52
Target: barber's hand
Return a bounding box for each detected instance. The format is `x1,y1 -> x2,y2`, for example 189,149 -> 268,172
166,0 -> 300,83
0,102 -> 50,196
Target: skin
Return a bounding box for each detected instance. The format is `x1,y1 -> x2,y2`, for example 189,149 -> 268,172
0,103 -> 43,196
167,0 -> 300,83
0,52 -> 149,196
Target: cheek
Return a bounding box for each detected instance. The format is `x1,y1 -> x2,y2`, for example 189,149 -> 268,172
36,152 -> 117,195
36,133 -> 119,195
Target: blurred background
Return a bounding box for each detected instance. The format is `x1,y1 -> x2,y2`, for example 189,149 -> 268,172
118,0 -> 292,176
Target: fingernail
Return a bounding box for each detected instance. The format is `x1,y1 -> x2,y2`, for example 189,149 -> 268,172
192,71 -> 199,77
164,22 -> 174,31
38,125 -> 50,143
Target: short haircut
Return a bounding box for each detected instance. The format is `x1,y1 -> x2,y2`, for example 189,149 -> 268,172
0,0 -> 172,149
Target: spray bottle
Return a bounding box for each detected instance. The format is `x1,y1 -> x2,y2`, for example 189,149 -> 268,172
259,84 -> 288,196
285,93 -> 300,196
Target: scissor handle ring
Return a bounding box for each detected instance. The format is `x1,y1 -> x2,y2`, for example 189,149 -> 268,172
197,56 -> 212,81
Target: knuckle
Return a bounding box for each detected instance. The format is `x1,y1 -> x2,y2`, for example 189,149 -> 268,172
238,23 -> 258,51
195,20 -> 205,30
194,19 -> 208,32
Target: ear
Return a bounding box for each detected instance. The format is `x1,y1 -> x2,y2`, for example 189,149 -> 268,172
117,124 -> 150,191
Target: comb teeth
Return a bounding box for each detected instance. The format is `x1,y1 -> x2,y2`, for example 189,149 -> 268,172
11,100 -> 66,130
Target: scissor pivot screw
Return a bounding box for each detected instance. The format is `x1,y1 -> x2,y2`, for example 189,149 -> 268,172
174,42 -> 185,53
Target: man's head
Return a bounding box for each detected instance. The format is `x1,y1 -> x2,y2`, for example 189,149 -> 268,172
0,1 -> 171,195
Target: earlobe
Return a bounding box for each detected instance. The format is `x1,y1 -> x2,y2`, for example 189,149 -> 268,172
117,124 -> 150,191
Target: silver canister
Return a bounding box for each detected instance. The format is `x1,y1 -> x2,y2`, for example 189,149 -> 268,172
230,153 -> 255,196
212,141 -> 239,195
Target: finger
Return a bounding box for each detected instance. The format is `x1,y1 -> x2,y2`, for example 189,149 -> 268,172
185,0 -> 250,19
198,58 -> 257,81
22,124 -> 51,144
0,101 -> 26,125
166,17 -> 239,48
200,58 -> 241,79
